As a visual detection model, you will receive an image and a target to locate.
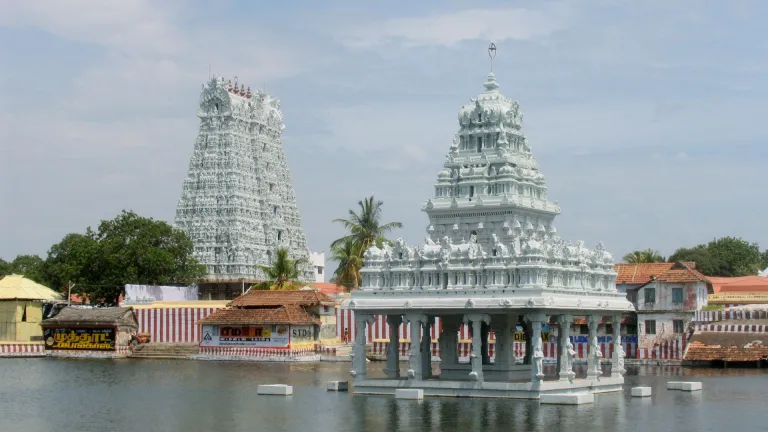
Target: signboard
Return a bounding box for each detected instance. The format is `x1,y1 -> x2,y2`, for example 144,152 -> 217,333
43,327 -> 116,351
291,326 -> 314,343
513,331 -> 552,342
200,324 -> 290,347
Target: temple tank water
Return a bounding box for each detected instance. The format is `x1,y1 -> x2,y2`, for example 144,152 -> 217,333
0,359 -> 765,432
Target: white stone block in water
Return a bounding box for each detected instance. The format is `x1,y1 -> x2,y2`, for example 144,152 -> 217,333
680,382 -> 702,392
257,384 -> 293,396
667,381 -> 684,390
395,389 -> 424,400
540,393 -> 594,405
631,387 -> 652,397
327,381 -> 349,391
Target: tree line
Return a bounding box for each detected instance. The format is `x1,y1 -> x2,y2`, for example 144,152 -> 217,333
0,210 -> 206,305
623,237 -> 768,277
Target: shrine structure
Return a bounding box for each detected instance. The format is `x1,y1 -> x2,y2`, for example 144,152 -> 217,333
342,48 -> 633,398
175,76 -> 316,298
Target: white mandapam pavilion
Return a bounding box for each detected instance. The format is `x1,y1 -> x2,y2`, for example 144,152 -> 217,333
342,54 -> 633,399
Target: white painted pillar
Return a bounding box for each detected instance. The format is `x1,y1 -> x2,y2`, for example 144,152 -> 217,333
558,314 -> 576,382
405,313 -> 426,380
350,314 -> 373,380
587,314 -> 603,379
385,315 -> 402,378
612,314 -> 625,377
527,312 -> 546,381
464,313 -> 490,382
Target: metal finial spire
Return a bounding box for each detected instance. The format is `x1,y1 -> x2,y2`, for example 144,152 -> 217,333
488,42 -> 497,72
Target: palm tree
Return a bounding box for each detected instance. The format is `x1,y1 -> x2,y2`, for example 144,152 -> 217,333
623,248 -> 666,264
254,248 -> 306,290
331,238 -> 363,291
331,196 -> 403,251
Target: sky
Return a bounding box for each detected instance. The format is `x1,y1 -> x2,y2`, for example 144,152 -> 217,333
1,0 -> 767,267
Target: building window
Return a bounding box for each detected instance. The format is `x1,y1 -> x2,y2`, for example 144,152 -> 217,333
644,288 -> 656,304
673,320 -> 685,334
672,287 -> 683,304
644,320 -> 656,335
317,267 -> 323,275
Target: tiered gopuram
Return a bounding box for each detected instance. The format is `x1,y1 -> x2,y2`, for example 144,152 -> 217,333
344,59 -> 633,398
175,76 -> 314,284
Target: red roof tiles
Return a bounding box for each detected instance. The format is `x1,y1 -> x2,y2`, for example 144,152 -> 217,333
199,305 -> 320,326
614,262 -> 707,285
230,289 -> 336,308
310,282 -> 344,296
708,276 -> 768,294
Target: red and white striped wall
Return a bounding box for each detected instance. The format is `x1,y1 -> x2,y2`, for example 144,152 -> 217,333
636,335 -> 687,360
134,307 -> 219,343
695,309 -> 768,323
199,347 -> 316,357
696,323 -> 768,333
336,309 -> 638,360
0,343 -> 46,357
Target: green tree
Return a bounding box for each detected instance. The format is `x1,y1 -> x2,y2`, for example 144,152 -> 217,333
669,237 -> 764,277
0,258 -> 10,277
330,196 -> 402,291
9,254 -> 47,284
623,248 -> 665,263
668,245 -> 721,276
254,247 -> 305,290
331,196 -> 403,252
761,249 -> 768,272
43,233 -> 100,294
707,237 -> 762,277
331,238 -> 363,291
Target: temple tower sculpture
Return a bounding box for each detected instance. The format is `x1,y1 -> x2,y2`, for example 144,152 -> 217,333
175,76 -> 314,293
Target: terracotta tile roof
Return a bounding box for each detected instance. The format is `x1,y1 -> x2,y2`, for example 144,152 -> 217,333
230,289 -> 336,308
684,332 -> 768,362
708,276 -> 768,294
614,262 -> 706,285
198,305 -> 320,326
310,282 -> 344,296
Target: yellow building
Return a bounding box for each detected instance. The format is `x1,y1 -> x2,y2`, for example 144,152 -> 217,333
0,275 -> 63,342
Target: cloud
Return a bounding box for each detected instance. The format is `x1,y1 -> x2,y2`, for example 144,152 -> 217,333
340,5 -> 571,48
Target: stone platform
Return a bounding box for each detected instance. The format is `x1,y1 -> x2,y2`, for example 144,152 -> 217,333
353,375 -> 623,399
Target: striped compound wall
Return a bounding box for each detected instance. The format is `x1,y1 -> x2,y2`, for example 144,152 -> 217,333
695,309 -> 768,323
0,343 -> 46,357
696,323 -> 768,333
134,307 -> 219,343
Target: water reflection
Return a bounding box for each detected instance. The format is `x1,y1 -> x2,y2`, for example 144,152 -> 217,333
0,359 -> 767,432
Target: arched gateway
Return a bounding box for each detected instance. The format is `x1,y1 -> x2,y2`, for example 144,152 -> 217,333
342,53 -> 633,399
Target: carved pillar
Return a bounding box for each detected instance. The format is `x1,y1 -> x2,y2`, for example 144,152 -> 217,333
439,316 -> 460,369
527,312 -> 546,381
491,315 -> 516,369
385,315 -> 402,378
464,313 -> 490,382
421,317 -> 432,377
587,315 -> 603,379
612,314 -> 625,377
558,314 -> 576,382
405,313 -> 427,380
350,314 -> 373,380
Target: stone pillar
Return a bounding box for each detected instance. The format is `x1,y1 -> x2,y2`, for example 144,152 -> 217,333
384,315 -> 402,379
527,312 -> 546,381
405,313 -> 427,380
439,316 -> 460,368
464,313 -> 490,382
481,322 -> 490,365
421,317 -> 432,377
587,315 -> 603,379
612,314 -> 626,377
558,314 -> 576,382
491,315 -> 516,369
350,314 -> 373,380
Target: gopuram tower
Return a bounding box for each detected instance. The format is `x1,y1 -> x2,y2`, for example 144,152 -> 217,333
175,76 -> 314,297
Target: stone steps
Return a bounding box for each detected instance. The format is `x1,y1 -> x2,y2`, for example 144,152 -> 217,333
130,343 -> 200,359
